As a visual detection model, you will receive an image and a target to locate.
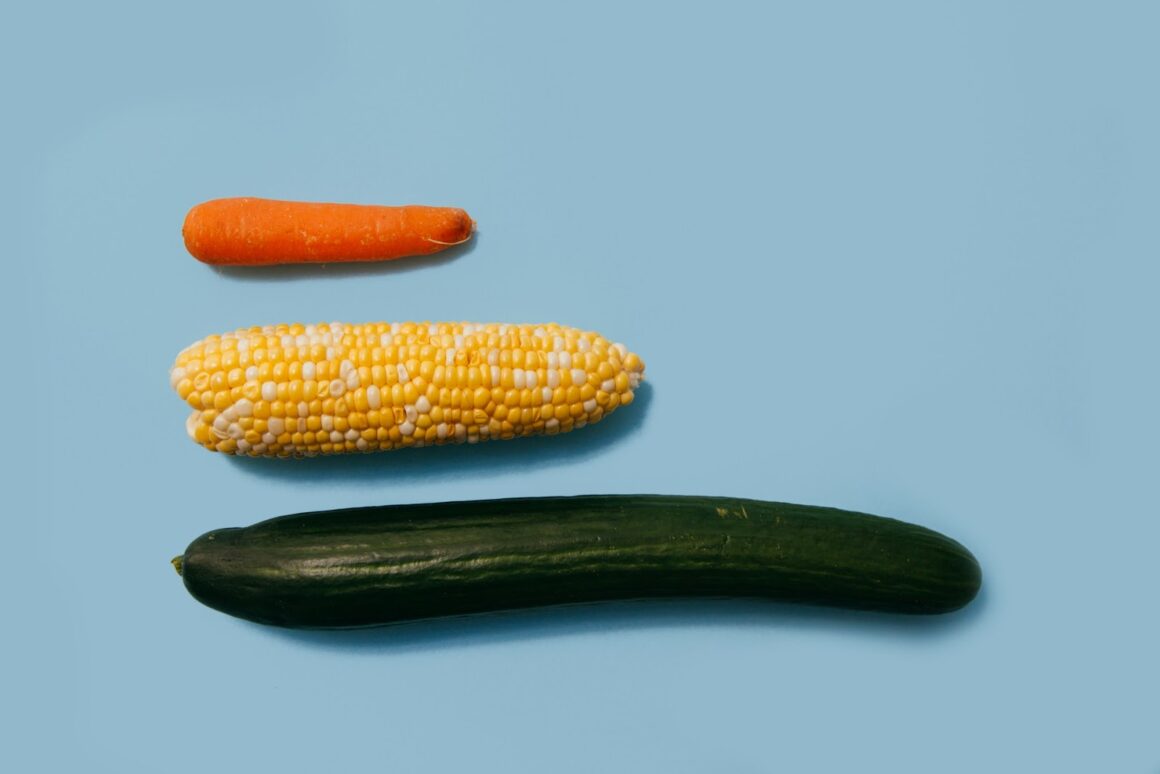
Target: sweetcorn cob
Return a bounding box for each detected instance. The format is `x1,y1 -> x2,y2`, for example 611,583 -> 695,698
170,321 -> 645,457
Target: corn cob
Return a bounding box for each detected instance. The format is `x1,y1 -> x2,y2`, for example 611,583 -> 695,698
169,321 -> 645,457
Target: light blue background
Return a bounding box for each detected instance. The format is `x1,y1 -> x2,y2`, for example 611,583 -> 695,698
4,1 -> 1157,771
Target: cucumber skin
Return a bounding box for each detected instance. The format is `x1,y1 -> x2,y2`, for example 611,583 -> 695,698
178,495 -> 982,629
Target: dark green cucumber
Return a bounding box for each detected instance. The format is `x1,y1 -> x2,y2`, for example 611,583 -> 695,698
174,495 -> 982,628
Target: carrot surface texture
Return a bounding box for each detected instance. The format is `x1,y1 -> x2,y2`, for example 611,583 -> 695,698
182,197 -> 475,266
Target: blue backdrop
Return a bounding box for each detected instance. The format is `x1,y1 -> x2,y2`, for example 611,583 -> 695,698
4,1 -> 1157,771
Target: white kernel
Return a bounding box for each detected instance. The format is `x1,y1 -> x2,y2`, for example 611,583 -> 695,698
367,385 -> 381,410
454,424 -> 467,441
602,379 -> 615,393
169,367 -> 185,388
236,439 -> 252,453
302,362 -> 315,380
491,365 -> 501,385
330,430 -> 344,443
397,363 -> 409,382
213,415 -> 230,433
488,350 -> 499,366
400,421 -> 415,436
405,405 -> 418,423
553,337 -> 565,351
321,415 -> 334,432
340,360 -> 354,378
629,373 -> 642,388
356,438 -> 369,451
329,379 -> 346,397
513,369 -> 526,389
560,351 -> 572,369
261,382 -> 277,401
583,399 -> 597,413
436,423 -> 449,439
445,349 -> 456,365
346,370 -> 360,390
252,443 -> 266,454
262,432 -> 276,444
185,414 -> 199,440
281,334 -> 294,348
268,418 -> 285,435
526,370 -> 538,389
571,368 -> 587,386
612,343 -> 627,358
345,429 -> 360,442
547,370 -> 561,389
546,418 -> 559,431
416,395 -> 431,414
237,338 -> 249,351
228,423 -> 245,440
234,398 -> 254,417
222,406 -> 239,422
380,333 -> 392,346
298,402 -> 309,417
542,387 -> 552,403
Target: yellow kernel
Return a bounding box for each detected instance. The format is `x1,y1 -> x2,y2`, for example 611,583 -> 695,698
623,353 -> 643,372
194,424 -> 211,444
608,392 -> 621,409
354,389 -> 369,412
566,386 -> 581,404
200,390 -> 215,408
213,392 -> 231,411
570,403 -> 585,418
193,372 -> 211,390
306,416 -> 321,432
580,383 -> 595,400
216,438 -> 237,454
494,405 -> 509,421
244,429 -> 262,445
287,381 -> 303,402
554,405 -> 570,421
392,407 -> 406,425
468,367 -> 481,389
474,386 -> 491,409
227,368 -> 245,388
416,414 -> 432,430
596,391 -> 611,407
176,378 -> 194,400
288,361 -> 301,379
615,372 -> 630,392
540,405 -> 554,420
335,417 -> 349,433
204,354 -> 221,372
620,390 -> 634,406
430,406 -> 444,423
350,413 -> 368,430
419,361 -> 435,381
271,401 -> 286,417
257,362 -> 273,381
362,428 -> 377,442
521,407 -> 537,425
504,389 -> 520,407
335,399 -> 349,417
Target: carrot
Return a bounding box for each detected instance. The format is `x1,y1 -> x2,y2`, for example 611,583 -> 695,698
182,197 -> 475,266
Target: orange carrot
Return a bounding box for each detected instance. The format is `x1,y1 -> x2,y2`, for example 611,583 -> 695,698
182,197 -> 475,266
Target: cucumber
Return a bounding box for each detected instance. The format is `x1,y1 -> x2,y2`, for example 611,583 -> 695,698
174,495 -> 982,628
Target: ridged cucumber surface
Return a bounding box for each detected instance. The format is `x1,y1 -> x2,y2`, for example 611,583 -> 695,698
174,495 -> 982,628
